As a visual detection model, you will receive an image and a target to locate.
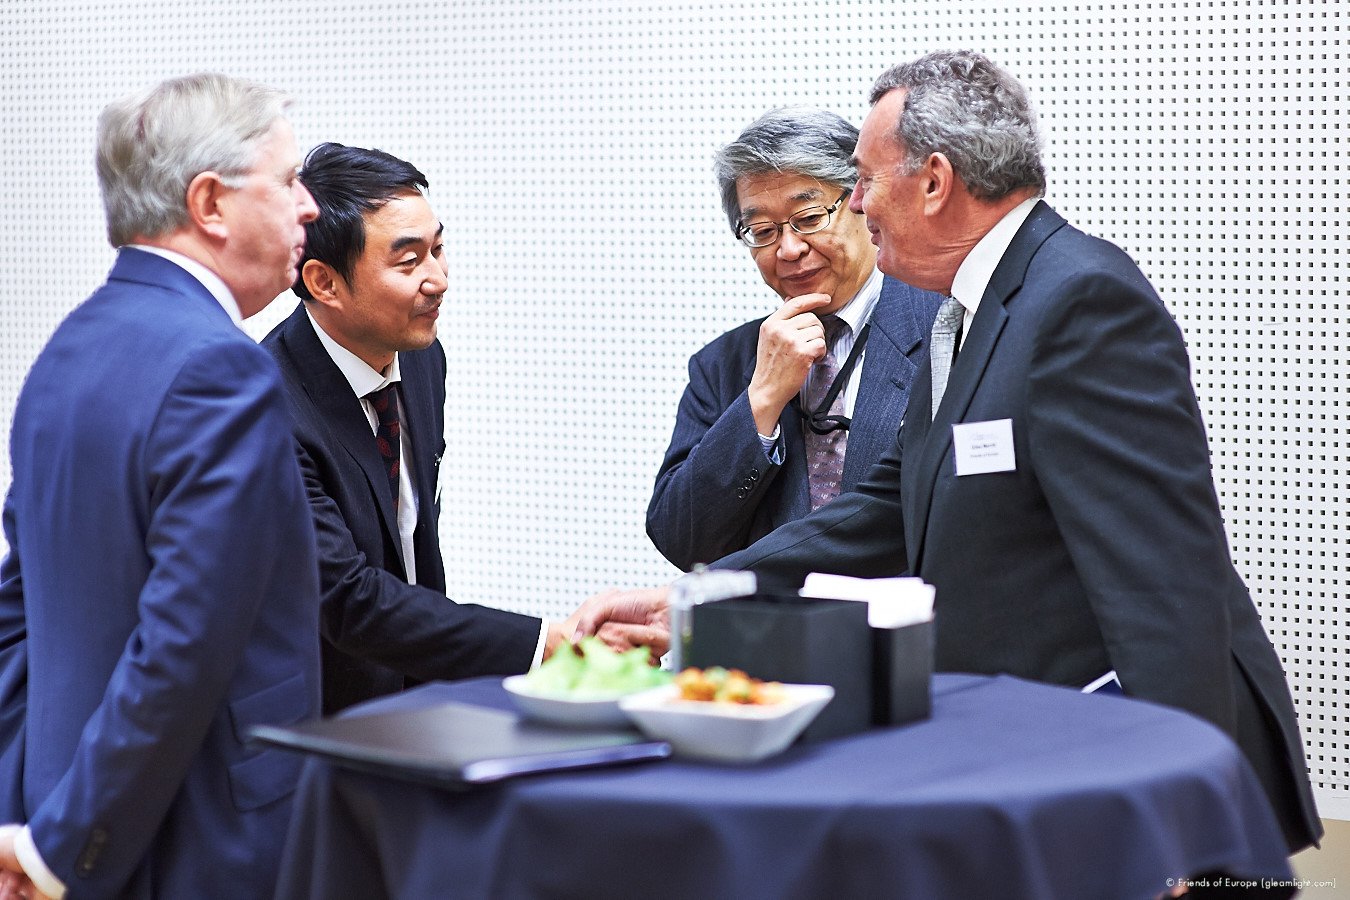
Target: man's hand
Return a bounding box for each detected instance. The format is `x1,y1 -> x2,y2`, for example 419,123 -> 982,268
572,587 -> 671,658
747,294 -> 833,436
541,620 -> 573,662
0,825 -> 52,900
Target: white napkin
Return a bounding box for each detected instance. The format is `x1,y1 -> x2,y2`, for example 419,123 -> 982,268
799,573 -> 935,629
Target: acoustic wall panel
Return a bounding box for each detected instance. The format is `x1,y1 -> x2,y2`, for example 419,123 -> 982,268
0,0 -> 1345,816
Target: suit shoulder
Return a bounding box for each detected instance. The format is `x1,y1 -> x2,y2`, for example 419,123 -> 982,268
60,281 -> 268,374
176,326 -> 284,393
1034,226 -> 1158,296
399,339 -> 447,390
690,316 -> 764,368
879,276 -> 945,323
1041,221 -> 1139,266
406,337 -> 447,372
259,302 -> 305,360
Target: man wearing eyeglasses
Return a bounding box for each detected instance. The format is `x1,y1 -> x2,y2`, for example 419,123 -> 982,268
647,107 -> 943,571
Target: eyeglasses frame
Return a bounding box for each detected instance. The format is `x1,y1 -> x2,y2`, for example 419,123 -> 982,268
735,189 -> 852,249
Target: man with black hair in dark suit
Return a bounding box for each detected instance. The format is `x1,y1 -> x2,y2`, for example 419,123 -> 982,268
263,143 -> 625,713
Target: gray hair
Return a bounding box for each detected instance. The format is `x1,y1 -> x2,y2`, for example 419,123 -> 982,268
713,107 -> 860,235
870,50 -> 1045,201
96,73 -> 291,247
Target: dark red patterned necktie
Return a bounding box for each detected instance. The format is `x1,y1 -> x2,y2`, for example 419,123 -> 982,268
364,384 -> 401,510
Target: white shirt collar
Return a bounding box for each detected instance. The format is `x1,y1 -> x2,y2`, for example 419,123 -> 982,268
305,306 -> 402,398
948,197 -> 1040,317
126,244 -> 243,327
831,267 -> 884,334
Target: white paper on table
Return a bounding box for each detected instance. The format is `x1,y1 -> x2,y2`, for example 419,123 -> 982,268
799,573 -> 935,628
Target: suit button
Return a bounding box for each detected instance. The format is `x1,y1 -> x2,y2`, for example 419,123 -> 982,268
748,470 -> 759,482
737,487 -> 749,499
75,828 -> 108,877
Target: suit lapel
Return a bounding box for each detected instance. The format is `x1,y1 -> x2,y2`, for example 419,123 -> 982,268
397,357 -> 437,520
779,399 -> 810,517
280,306 -> 404,559
843,278 -> 929,488
395,350 -> 446,587
903,202 -> 1065,571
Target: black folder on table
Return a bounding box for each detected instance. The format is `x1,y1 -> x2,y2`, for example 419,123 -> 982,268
249,701 -> 671,788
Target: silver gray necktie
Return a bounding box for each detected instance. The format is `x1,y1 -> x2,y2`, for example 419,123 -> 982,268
929,296 -> 965,420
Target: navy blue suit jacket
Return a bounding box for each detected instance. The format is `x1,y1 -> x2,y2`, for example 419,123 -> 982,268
263,305 -> 540,714
0,249 -> 322,898
717,203 -> 1319,850
647,276 -> 943,570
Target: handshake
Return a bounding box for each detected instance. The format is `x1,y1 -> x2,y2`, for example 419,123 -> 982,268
551,586 -> 673,661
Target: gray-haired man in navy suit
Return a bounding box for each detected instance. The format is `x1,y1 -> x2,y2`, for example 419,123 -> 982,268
0,73 -> 322,899
647,107 -> 942,571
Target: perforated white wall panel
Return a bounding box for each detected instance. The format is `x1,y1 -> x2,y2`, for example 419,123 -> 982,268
1,0 -> 1344,817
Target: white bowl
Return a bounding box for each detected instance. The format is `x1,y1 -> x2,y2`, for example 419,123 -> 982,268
618,683 -> 835,762
502,674 -> 641,728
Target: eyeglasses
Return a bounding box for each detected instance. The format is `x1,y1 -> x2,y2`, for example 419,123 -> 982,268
735,190 -> 851,249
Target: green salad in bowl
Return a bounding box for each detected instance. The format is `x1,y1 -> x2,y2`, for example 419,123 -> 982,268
505,637 -> 671,727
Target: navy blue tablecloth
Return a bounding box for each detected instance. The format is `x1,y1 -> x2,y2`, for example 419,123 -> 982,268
274,674 -> 1294,900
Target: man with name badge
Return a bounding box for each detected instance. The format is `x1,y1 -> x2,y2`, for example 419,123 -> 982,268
585,51 -> 1321,854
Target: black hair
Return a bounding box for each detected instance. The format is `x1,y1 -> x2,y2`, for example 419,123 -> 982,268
291,142 -> 428,300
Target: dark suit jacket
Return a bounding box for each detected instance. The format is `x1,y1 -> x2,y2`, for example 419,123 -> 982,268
717,203 -> 1320,851
263,304 -> 540,713
0,248 -> 322,897
647,276 -> 943,570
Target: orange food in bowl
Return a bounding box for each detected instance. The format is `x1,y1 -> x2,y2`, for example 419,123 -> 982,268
674,667 -> 786,705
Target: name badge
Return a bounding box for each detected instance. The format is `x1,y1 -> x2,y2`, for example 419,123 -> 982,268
952,419 -> 1016,476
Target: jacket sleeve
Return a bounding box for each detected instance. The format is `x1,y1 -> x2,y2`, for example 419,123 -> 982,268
1023,264 -> 1235,730
0,491 -> 28,823
712,437 -> 909,593
646,341 -> 788,571
26,339 -> 315,893
297,438 -> 541,682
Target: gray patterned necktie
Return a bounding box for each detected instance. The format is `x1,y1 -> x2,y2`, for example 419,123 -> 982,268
803,315 -> 851,510
929,296 -> 965,420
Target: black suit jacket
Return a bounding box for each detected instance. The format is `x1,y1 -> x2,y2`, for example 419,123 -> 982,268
717,202 -> 1320,851
647,277 -> 943,570
263,304 -> 540,713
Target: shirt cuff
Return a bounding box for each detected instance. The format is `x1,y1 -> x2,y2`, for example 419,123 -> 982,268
15,826 -> 67,900
528,619 -> 549,670
757,426 -> 785,465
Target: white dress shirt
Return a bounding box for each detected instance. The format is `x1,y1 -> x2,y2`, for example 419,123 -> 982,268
945,197 -> 1040,345
306,309 -> 420,582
